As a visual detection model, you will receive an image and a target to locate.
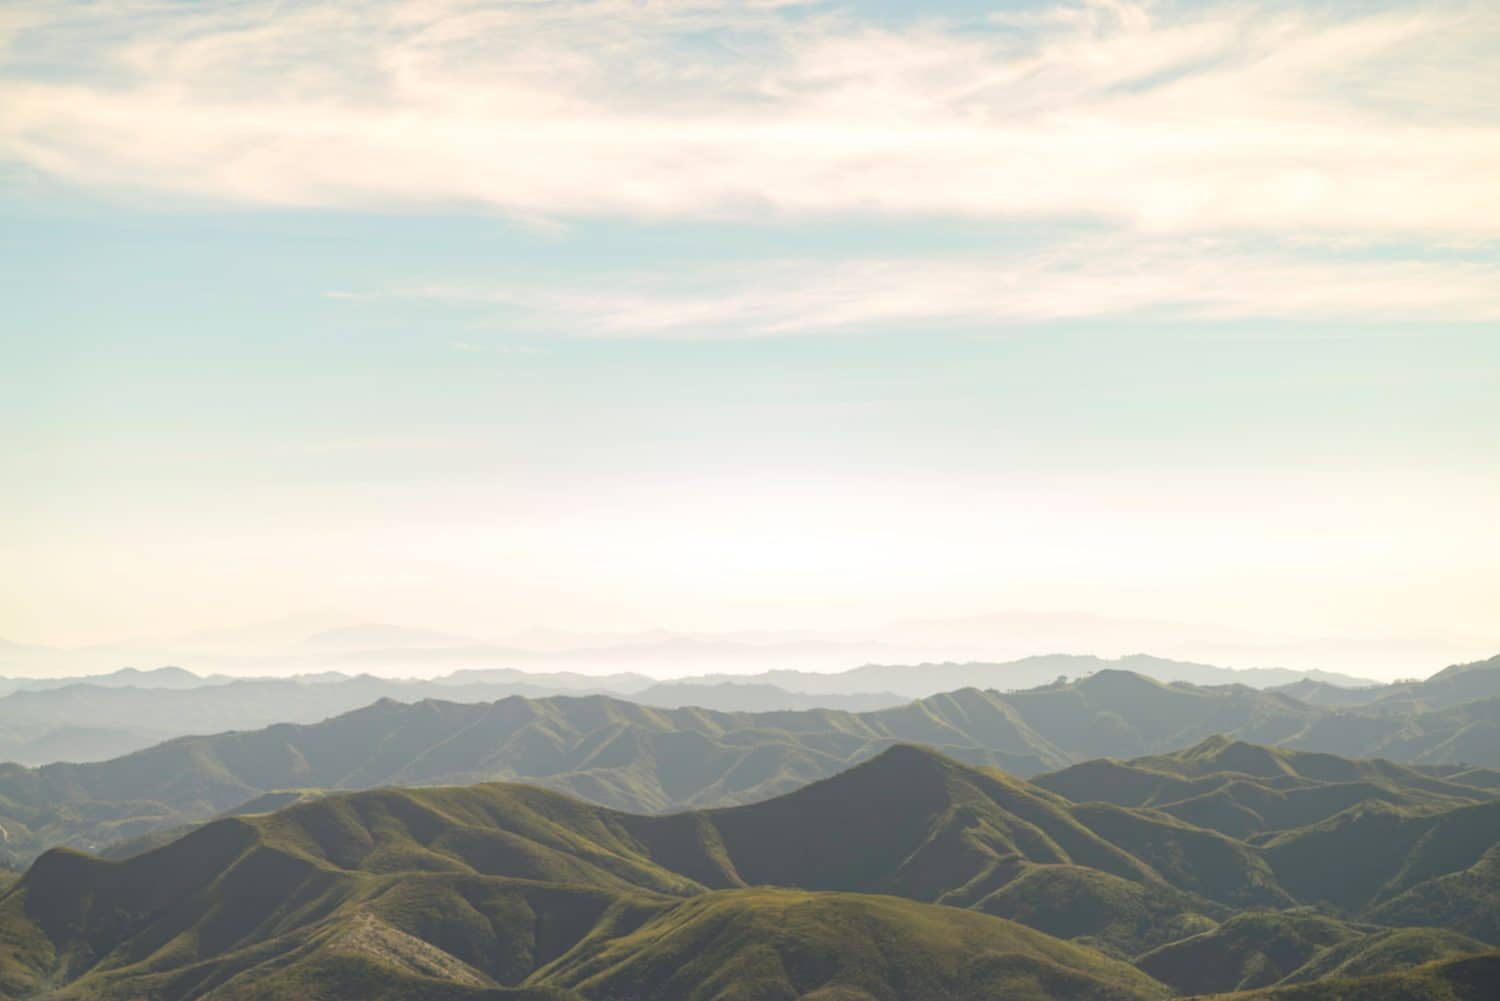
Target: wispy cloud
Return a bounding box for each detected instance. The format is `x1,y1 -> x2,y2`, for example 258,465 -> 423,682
2,0 -> 1497,236
341,235 -> 1500,337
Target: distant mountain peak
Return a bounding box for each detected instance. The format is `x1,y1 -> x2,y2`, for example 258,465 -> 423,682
1183,733 -> 1237,755
1074,668 -> 1167,692
1178,736 -> 1292,777
1429,652 -> 1500,681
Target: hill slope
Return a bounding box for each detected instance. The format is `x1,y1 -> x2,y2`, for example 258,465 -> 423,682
7,666 -> 1500,865
0,689 -> 1069,863
1266,654 -> 1500,708
1033,738 -> 1500,944
2,744 -> 1498,999
0,751 -> 1192,1001
1197,952 -> 1500,1001
0,674 -> 911,767
1034,736 -> 1497,839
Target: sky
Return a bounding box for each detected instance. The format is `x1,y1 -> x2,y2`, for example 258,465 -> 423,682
2,0 -> 1498,676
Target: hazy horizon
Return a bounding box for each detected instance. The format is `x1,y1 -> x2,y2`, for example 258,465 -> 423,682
2,604 -> 1494,683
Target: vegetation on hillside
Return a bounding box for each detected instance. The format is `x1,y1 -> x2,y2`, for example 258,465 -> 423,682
7,661 -> 1500,867
0,742 -> 1496,999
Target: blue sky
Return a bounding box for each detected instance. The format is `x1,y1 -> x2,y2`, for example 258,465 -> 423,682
2,0 -> 1497,674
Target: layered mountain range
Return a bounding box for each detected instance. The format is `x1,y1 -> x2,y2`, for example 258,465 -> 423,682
1,742 -> 1496,1000
0,652 -> 1496,999
1,658 -> 1499,865
0,650 -> 1397,767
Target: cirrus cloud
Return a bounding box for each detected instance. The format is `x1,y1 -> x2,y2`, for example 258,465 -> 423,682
2,0 -> 1498,236
336,234 -> 1500,337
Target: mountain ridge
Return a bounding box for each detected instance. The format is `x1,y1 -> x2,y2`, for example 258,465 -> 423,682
5,665 -> 1500,864
2,743 -> 1498,999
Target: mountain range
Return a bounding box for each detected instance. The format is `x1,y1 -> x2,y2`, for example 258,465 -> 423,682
3,660 -> 1500,865
0,742 -> 1496,999
0,648 -> 1452,768
0,672 -> 906,767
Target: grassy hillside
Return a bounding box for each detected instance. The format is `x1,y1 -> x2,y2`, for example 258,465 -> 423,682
1033,739 -> 1500,949
535,889 -> 1170,1001
1196,953 -> 1500,1000
0,755 -> 1185,1001
1277,927 -> 1490,984
1260,800 -> 1500,914
1265,655 -> 1500,713
5,664 -> 1500,866
1131,914 -> 1488,995
964,863 -> 1218,957
0,674 -> 911,767
0,689 -> 1073,864
1361,842 -> 1500,944
1137,911 -> 1365,994
1,743 -> 1498,999
1034,736 -> 1496,839
1364,655 -> 1500,714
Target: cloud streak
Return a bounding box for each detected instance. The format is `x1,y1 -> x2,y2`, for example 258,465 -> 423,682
2,0 -> 1498,236
344,235 -> 1500,337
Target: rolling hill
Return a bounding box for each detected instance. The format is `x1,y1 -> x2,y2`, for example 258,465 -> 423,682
675,652 -> 1380,699
0,675 -> 909,766
1136,912 -> 1489,995
0,689 -> 1067,863
1033,736 -> 1500,839
5,666 -> 1500,865
2,651 -> 1491,772
0,744 -> 1497,1000
1197,952 -> 1500,1000
0,648 -> 1390,770
0,750 -> 1198,1001
1274,654 -> 1500,716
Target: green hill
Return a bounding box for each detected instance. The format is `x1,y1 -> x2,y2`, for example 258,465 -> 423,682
1137,911 -> 1365,994
964,863 -> 1217,957
1276,927 -> 1491,984
1362,841 -> 1500,944
1033,738 -> 1500,948
1035,737 -> 1495,839
1133,914 -> 1488,995
0,689 -> 1076,864
1196,952 -> 1500,1000
1261,799 -> 1500,915
1364,655 -> 1500,715
1265,655 -> 1500,715
998,672 -> 1321,761
5,665 -> 1500,865
0,752 -> 1189,1001
2,743 -> 1499,999
535,889 -> 1170,1001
